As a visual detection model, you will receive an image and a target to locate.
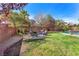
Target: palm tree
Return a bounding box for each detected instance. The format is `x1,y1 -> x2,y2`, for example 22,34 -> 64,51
18,10 -> 30,34
9,11 -> 18,28
9,10 -> 30,34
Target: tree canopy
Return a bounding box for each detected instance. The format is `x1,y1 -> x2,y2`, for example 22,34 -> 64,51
0,3 -> 27,16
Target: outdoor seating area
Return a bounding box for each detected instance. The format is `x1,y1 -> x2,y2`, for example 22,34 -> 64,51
23,29 -> 47,41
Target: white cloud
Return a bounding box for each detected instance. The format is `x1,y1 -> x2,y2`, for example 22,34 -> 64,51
63,18 -> 79,24
29,15 -> 34,19
61,4 -> 79,25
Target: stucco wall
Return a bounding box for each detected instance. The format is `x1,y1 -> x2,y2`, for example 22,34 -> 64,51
0,36 -> 22,56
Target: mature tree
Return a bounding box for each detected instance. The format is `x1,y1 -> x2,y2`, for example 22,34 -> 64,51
0,3 -> 27,16
55,19 -> 69,31
34,14 -> 55,31
0,3 -> 27,27
43,15 -> 55,31
34,13 -> 46,26
0,3 -> 29,34
55,19 -> 63,31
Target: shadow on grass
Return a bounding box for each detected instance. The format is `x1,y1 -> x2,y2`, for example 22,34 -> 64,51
23,38 -> 45,42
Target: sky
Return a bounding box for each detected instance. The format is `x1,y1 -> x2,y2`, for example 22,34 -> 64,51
23,3 -> 79,24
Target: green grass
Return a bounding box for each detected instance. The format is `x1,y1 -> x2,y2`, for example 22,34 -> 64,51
22,32 -> 79,56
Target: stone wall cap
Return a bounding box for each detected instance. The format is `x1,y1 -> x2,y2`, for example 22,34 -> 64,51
0,35 -> 23,52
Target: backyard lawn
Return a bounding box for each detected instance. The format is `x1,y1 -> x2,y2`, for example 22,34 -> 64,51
22,32 -> 79,56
